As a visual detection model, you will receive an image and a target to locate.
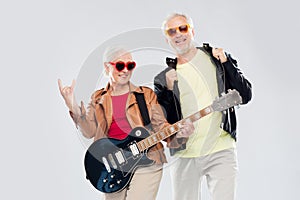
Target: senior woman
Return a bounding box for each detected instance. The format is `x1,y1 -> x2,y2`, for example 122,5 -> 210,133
58,46 -> 193,200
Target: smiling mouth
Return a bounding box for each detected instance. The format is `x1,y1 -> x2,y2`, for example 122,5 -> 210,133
118,74 -> 128,78
175,38 -> 187,44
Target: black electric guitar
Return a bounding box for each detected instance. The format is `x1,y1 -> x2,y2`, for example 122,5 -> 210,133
84,89 -> 242,193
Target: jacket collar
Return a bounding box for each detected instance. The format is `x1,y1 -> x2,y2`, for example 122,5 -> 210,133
94,82 -> 145,129
166,43 -> 213,68
97,82 -> 145,105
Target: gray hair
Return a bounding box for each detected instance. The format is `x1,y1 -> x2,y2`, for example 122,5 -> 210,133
161,12 -> 194,36
102,46 -> 130,76
103,46 -> 130,63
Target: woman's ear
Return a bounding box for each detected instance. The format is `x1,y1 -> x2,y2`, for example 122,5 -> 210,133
104,62 -> 110,75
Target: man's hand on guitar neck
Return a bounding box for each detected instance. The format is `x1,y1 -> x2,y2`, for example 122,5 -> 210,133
176,120 -> 194,138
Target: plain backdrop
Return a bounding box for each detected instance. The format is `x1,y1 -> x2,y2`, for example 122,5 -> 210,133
1,0 -> 299,199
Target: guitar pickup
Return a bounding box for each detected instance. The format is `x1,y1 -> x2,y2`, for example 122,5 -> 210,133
129,143 -> 140,156
115,151 -> 125,165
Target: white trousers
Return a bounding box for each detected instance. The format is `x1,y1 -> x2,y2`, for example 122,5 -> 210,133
170,148 -> 238,200
104,164 -> 163,200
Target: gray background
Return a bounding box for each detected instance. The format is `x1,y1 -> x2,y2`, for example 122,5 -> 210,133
1,0 -> 299,199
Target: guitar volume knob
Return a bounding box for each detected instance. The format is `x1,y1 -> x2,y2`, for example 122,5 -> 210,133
135,130 -> 141,137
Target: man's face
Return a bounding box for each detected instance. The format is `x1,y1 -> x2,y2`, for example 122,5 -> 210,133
107,52 -> 134,86
165,16 -> 195,55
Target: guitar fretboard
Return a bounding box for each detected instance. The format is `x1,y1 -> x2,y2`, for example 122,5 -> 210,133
136,105 -> 213,152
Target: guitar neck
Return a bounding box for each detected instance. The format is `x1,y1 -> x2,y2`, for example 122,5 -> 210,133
137,105 -> 213,152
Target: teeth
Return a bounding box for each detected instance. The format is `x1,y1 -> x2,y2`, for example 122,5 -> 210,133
175,38 -> 186,44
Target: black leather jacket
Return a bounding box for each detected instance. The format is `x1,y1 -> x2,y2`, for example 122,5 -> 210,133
154,43 -> 252,155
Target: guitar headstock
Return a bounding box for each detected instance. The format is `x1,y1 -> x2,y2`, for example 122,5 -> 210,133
211,89 -> 242,112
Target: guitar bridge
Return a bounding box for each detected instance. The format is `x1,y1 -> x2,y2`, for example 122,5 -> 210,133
102,157 -> 111,173
108,153 -> 118,169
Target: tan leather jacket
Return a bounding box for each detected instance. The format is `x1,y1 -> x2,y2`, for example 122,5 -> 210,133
70,82 -> 173,164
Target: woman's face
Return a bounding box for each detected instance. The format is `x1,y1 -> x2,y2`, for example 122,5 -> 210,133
106,52 -> 135,86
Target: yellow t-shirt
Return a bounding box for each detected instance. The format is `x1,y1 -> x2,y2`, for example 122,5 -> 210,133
175,50 -> 235,157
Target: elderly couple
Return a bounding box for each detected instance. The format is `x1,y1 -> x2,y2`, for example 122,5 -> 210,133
58,13 -> 252,200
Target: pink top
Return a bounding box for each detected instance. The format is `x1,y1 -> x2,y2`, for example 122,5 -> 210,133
107,92 -> 132,140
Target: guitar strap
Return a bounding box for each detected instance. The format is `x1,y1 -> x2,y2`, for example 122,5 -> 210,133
134,90 -> 153,131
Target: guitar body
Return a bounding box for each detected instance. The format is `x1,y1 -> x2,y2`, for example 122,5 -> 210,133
83,90 -> 242,194
84,127 -> 154,193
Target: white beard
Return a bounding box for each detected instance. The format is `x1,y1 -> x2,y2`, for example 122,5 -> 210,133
168,36 -> 195,55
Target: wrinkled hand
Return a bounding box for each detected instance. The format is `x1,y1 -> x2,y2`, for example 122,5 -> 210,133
58,79 -> 78,111
176,120 -> 195,138
212,47 -> 227,63
165,69 -> 177,90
